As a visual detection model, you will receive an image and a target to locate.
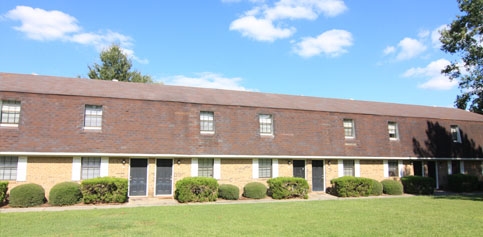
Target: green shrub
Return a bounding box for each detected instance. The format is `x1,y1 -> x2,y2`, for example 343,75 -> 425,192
243,182 -> 267,199
400,176 -> 435,195
447,174 -> 479,192
49,182 -> 82,206
9,183 -> 45,207
267,177 -> 309,199
381,179 -> 403,195
175,177 -> 218,203
218,184 -> 240,200
330,177 -> 374,197
0,181 -> 8,205
81,177 -> 128,204
370,179 -> 383,196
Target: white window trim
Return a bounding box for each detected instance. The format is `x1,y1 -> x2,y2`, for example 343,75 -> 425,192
100,157 -> 109,177
384,160 -> 403,178
259,114 -> 274,136
460,161 -> 465,174
84,105 -> 103,130
17,156 -> 27,181
213,158 -> 221,179
272,159 -> 279,178
383,160 -> 389,178
252,159 -> 259,179
338,160 -> 344,177
451,125 -> 462,143
354,160 -> 360,177
72,157 -> 81,181
388,122 -> 399,140
447,161 -> 452,175
191,158 -> 198,176
1,100 -> 21,127
398,160 -> 403,177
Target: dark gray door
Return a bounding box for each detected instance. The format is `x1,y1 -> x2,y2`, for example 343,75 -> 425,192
293,160 -> 305,178
129,159 -> 148,196
156,159 -> 173,195
312,160 -> 324,191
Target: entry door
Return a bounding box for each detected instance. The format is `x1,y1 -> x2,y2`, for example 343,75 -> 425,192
156,159 -> 173,195
293,160 -> 305,178
129,159 -> 148,196
312,160 -> 324,191
427,161 -> 437,188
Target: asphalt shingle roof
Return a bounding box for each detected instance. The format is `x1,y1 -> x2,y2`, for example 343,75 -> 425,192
2,72 -> 483,121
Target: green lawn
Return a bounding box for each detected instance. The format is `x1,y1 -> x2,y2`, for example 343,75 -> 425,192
1,195 -> 482,236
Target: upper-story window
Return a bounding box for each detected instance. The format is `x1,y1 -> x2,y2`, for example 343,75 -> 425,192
388,122 -> 399,140
343,119 -> 354,138
1,100 -> 21,127
450,125 -> 462,143
200,111 -> 214,133
259,114 -> 273,135
84,105 -> 103,129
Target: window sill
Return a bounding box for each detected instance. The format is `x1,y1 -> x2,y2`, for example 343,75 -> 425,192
83,127 -> 102,132
260,133 -> 274,138
389,138 -> 399,141
0,123 -> 19,128
200,131 -> 215,135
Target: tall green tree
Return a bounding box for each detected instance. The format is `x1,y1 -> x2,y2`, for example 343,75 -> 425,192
440,0 -> 483,114
88,45 -> 152,83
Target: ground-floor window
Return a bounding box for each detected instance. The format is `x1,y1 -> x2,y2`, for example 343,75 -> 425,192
81,157 -> 101,179
259,159 -> 272,178
388,161 -> 398,177
198,158 -> 214,177
343,160 -> 355,176
0,156 -> 18,180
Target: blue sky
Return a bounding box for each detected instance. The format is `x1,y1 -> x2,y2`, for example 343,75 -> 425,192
0,0 -> 463,107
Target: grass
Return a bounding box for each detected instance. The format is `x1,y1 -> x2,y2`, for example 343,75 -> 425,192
1,196 -> 482,236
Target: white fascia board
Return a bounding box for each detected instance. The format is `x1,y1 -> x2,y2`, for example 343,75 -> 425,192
1,151 -> 483,161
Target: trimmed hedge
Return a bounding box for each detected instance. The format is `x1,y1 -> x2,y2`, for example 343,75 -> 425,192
218,184 -> 240,200
0,181 -> 8,205
400,176 -> 435,195
49,182 -> 82,206
381,179 -> 403,195
447,174 -> 479,192
9,183 -> 46,207
243,182 -> 267,199
175,177 -> 218,203
330,177 -> 376,197
370,179 -> 383,196
267,177 -> 309,199
81,177 -> 128,204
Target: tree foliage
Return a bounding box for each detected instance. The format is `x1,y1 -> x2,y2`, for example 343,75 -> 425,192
88,45 -> 152,83
440,0 -> 483,114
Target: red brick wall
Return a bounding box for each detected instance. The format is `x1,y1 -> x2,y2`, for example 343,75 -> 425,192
1,91 -> 483,158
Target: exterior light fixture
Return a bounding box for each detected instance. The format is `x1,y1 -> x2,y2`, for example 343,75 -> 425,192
288,160 -> 292,165
328,160 -> 331,165
177,160 -> 181,165
122,159 -> 126,164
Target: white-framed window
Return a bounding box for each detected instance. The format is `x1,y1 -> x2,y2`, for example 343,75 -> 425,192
259,114 -> 273,135
1,100 -> 21,126
388,122 -> 399,140
450,125 -> 462,143
259,159 -> 272,178
343,119 -> 354,138
388,160 -> 398,177
84,105 -> 103,129
198,158 -> 214,177
200,111 -> 214,133
0,156 -> 18,180
343,160 -> 355,176
81,157 -> 101,179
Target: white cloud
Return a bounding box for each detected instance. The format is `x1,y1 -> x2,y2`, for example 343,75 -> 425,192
293,29 -> 353,57
383,46 -> 395,55
402,58 -> 457,90
395,37 -> 427,61
3,5 -> 147,64
163,72 -> 252,91
431,25 -> 447,49
229,0 -> 347,42
229,15 -> 295,42
4,6 -> 80,41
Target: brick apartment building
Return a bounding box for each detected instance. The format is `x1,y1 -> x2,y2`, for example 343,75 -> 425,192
1,72 -> 483,198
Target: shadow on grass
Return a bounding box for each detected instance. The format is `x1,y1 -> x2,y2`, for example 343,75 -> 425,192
432,192 -> 483,201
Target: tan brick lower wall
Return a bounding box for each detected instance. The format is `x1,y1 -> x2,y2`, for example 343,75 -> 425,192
5,156 -> 479,199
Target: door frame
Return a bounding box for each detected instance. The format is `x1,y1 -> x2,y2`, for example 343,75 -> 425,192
154,158 -> 174,196
128,158 -> 149,197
